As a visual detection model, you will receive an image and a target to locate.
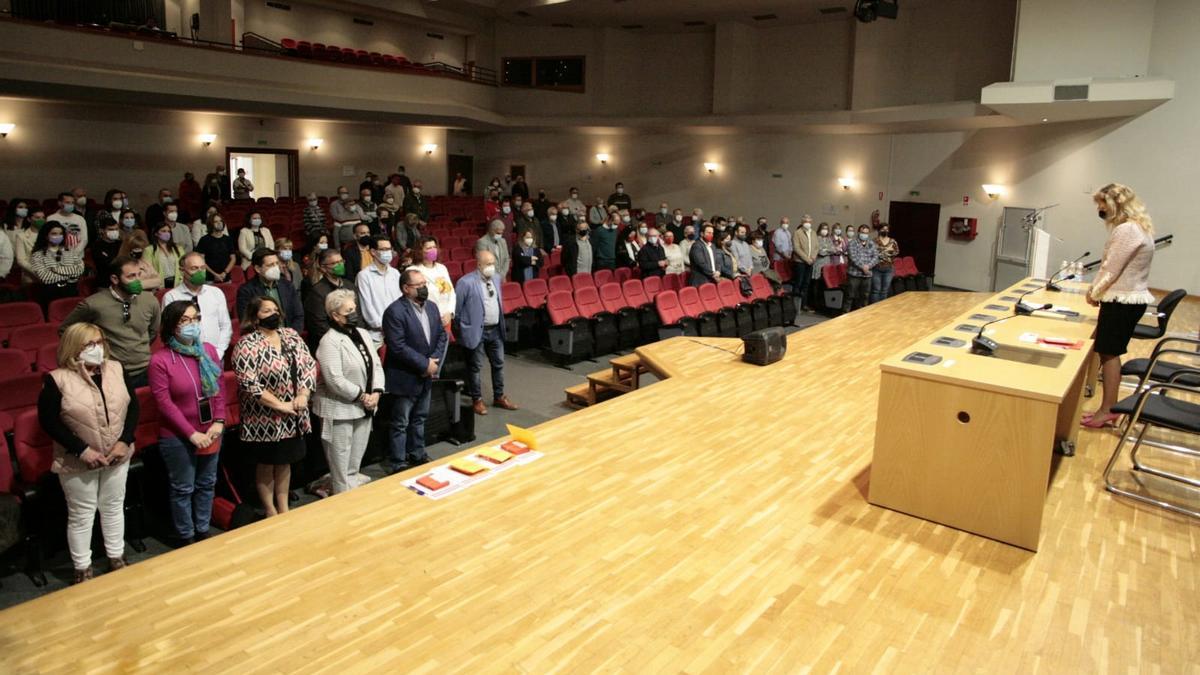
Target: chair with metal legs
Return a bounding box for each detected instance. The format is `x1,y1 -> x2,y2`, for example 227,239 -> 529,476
1104,358 -> 1200,518
1119,335 -> 1200,391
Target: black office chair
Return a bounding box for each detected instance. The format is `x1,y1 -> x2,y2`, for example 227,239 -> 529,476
1121,336 -> 1200,390
1104,343 -> 1200,518
1131,288 -> 1187,341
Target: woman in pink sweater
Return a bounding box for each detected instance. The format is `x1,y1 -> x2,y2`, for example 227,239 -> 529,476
1082,183 -> 1156,428
149,300 -> 227,544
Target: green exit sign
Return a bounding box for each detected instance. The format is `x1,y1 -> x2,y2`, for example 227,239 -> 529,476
909,190 -> 920,197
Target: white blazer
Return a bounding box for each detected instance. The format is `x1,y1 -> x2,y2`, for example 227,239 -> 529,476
237,227 -> 274,270
313,326 -> 385,421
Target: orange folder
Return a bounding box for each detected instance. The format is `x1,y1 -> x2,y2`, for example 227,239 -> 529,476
450,458 -> 488,476
501,440 -> 531,455
478,448 -> 514,464
416,474 -> 449,491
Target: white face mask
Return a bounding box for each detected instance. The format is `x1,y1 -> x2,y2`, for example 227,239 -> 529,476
481,264 -> 497,279
166,212 -> 179,222
112,200 -> 123,210
648,236 -> 659,245
637,227 -> 648,235
570,193 -> 578,199
660,208 -> 668,215
413,188 -> 421,195
753,239 -> 763,248
502,206 -> 511,214
262,266 -> 282,282
308,199 -> 318,206
105,229 -> 121,241
77,197 -> 87,207
523,238 -> 534,247
80,344 -> 104,366
317,242 -> 329,251
493,232 -> 504,241
802,222 -> 811,230
623,215 -> 632,224
376,250 -> 394,264
674,214 -> 682,223
549,214 -> 557,221
617,187 -> 624,194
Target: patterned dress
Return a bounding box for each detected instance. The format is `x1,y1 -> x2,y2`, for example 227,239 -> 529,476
233,328 -> 317,464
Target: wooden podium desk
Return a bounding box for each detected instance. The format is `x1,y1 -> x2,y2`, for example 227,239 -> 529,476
869,278 -> 1099,551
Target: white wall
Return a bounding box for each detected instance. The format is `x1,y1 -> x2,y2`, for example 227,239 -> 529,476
0,98 -> 449,209
852,0 -> 1017,109
243,0 -> 468,65
749,21 -> 854,113
1012,0 -> 1156,81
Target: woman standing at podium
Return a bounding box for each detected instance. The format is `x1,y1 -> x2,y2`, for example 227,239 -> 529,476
1082,183 -> 1156,428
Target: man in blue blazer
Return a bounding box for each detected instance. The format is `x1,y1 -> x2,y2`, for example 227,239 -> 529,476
382,269 -> 447,473
453,249 -> 520,416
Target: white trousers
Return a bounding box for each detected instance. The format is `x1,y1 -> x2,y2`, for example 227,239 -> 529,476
58,461 -> 130,570
321,416 -> 371,495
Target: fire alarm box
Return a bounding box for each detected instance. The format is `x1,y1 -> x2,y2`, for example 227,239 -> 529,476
948,217 -> 978,241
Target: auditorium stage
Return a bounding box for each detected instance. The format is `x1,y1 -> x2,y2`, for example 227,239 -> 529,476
1,291 -> 1195,672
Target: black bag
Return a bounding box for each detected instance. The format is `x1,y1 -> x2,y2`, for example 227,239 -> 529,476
738,276 -> 754,298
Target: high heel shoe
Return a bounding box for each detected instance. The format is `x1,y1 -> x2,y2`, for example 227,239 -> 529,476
1081,412 -> 1119,428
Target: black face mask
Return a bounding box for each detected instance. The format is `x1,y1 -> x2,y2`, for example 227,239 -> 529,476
414,286 -> 429,303
1098,209 -> 1108,220
130,249 -> 144,260
341,311 -> 360,329
879,229 -> 889,236
357,235 -> 372,247
259,314 -> 282,330
578,229 -> 589,237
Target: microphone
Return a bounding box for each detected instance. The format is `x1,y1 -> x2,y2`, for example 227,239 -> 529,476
1045,250 -> 1090,292
973,292 -> 1051,356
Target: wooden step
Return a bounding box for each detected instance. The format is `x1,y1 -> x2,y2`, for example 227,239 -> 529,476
588,368 -> 633,394
609,353 -> 647,391
564,382 -> 593,409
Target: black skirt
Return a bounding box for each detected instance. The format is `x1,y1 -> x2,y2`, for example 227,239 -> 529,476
1095,301 -> 1147,356
242,436 -> 306,466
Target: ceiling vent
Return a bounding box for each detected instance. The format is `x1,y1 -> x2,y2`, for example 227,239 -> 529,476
1054,84 -> 1090,101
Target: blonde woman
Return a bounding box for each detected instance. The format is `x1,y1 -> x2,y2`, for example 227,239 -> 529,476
119,230 -> 163,290
1082,183 -> 1156,429
274,236 -> 303,286
37,323 -> 139,583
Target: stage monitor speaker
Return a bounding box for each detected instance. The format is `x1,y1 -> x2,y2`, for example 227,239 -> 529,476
742,327 -> 786,366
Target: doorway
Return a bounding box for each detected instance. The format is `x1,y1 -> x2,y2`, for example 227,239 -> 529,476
225,147 -> 300,199
887,201 -> 941,278
509,164 -> 526,184
448,154 -> 474,195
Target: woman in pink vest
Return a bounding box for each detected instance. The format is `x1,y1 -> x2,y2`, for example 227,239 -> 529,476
37,323 -> 140,584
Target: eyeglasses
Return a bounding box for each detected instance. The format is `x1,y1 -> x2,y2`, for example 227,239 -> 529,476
179,314 -> 203,325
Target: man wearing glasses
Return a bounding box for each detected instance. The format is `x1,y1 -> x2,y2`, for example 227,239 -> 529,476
162,252 -> 233,361
382,269 -> 447,473
453,250 -> 519,416
60,256 -> 162,388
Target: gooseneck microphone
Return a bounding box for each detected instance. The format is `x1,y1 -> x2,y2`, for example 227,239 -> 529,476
1046,250 -> 1090,292
972,290 -> 1051,356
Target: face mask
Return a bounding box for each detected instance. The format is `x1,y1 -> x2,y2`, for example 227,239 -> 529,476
376,250 -> 394,265
617,187 -> 624,194
165,211 -> 179,223
859,232 -> 869,241
736,233 -> 746,240
361,195 -> 372,203
105,229 -> 121,241
331,262 -> 346,277
493,232 -> 504,241
414,286 -> 429,303
188,269 -> 207,286
753,239 -> 763,248
523,238 -> 534,247
259,313 -> 281,330
481,264 -> 497,279
524,211 -> 534,218
162,197 -> 173,205
1098,209 -> 1108,220
77,197 -> 87,207
818,230 -> 829,237
122,218 -> 136,229
339,193 -> 350,201
879,229 -> 890,237
251,218 -> 262,228
342,311 -> 360,328
32,218 -> 45,229
178,322 -> 202,344
424,248 -> 438,262
660,208 -> 668,215
157,232 -> 171,242
549,214 -> 557,222
130,249 -> 144,260
638,227 -> 648,236
703,232 -> 714,243
834,229 -> 842,236
578,228 -> 589,237
61,204 -> 76,214
80,344 -> 104,366
357,235 -> 372,247
413,188 -> 421,195
112,200 -> 123,210
15,207 -> 28,218
685,230 -> 695,239
674,215 -> 682,223
502,206 -> 511,214
623,215 -> 632,224
308,199 -> 318,207
648,236 -> 659,245
386,198 -> 395,205
124,279 -> 144,295
214,222 -> 225,232
570,193 -> 578,199
802,222 -> 811,230
317,242 -> 329,251
48,234 -> 64,246
279,250 -> 293,262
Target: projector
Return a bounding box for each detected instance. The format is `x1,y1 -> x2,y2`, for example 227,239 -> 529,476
854,0 -> 899,23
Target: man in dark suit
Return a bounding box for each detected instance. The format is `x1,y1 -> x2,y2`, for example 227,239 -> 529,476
302,248 -> 356,351
688,223 -> 720,287
402,180 -> 430,224
637,228 -> 668,278
235,248 -> 304,331
382,269 -> 447,473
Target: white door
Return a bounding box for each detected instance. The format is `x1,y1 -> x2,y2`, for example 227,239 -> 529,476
992,207 -> 1035,291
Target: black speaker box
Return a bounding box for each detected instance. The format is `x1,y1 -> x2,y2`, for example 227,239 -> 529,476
742,327 -> 787,366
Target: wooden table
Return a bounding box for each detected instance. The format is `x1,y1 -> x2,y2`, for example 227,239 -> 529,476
869,278 -> 1099,551
1,290 -> 1195,673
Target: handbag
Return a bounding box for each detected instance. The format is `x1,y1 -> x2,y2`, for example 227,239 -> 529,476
211,464 -> 259,530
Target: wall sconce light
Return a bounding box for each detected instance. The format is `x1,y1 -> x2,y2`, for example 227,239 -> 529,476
838,177 -> 854,190
703,162 -> 719,174
199,133 -> 217,147
422,143 -> 438,155
307,138 -> 324,150
0,123 -> 14,138
595,153 -> 610,164
982,184 -> 1005,199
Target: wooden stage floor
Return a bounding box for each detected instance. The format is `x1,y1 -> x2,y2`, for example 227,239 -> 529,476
1,291 -> 1196,672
